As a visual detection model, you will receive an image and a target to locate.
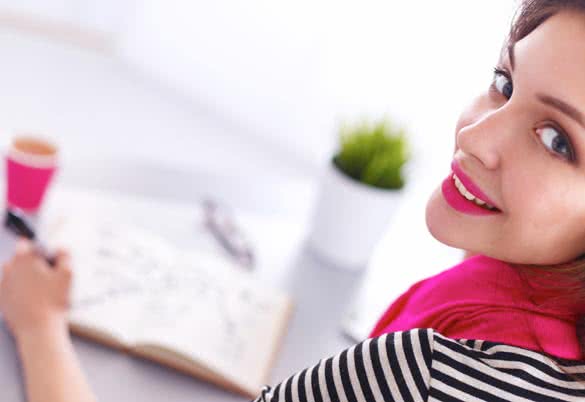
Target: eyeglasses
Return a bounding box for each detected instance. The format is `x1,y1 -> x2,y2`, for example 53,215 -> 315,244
202,199 -> 255,270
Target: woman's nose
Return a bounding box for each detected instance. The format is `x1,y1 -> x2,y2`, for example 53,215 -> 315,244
455,108 -> 509,171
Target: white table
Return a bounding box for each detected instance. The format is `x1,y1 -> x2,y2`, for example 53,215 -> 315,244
0,183 -> 361,402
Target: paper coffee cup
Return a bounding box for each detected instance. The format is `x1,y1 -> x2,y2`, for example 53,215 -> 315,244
5,135 -> 58,213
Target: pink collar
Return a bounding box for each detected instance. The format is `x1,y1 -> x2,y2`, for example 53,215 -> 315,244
369,254 -> 583,360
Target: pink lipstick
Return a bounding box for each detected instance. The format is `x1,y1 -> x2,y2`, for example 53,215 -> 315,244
441,161 -> 502,216
450,161 -> 500,210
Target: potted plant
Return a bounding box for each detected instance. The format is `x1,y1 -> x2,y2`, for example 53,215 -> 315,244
307,117 -> 411,270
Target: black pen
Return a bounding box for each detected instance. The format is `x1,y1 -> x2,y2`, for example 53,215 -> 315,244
4,208 -> 56,266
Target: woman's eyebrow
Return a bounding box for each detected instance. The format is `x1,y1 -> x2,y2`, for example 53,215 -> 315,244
537,94 -> 585,129
508,41 -> 585,128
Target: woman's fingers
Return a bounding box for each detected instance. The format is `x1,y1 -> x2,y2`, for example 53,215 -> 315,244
54,248 -> 70,262
14,238 -> 33,256
57,256 -> 72,280
55,249 -> 72,272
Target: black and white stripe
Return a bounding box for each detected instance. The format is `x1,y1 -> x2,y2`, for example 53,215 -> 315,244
251,328 -> 433,402
252,328 -> 585,402
429,332 -> 585,401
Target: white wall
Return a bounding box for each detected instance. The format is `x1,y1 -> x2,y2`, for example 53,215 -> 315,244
118,0 -> 519,172
0,0 -> 520,176
0,0 -> 136,36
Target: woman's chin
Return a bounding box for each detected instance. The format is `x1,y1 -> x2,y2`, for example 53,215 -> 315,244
425,186 -> 462,248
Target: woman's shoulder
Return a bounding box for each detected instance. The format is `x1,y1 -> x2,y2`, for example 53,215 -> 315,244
417,327 -> 585,369
253,328 -> 585,402
429,327 -> 585,365
416,328 -> 585,400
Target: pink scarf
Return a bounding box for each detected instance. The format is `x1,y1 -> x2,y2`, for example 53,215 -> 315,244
369,254 -> 584,360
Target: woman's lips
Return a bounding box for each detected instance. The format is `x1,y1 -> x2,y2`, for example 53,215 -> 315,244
441,172 -> 502,216
450,160 -> 501,211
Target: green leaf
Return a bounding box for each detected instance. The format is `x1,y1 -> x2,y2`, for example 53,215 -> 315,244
334,118 -> 410,190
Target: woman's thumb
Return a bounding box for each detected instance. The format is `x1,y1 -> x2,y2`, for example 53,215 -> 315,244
14,238 -> 33,256
54,249 -> 72,275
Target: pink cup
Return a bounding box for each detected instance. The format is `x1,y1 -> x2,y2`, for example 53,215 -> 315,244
5,136 -> 58,213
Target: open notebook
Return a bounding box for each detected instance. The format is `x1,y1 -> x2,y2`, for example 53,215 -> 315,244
45,213 -> 294,398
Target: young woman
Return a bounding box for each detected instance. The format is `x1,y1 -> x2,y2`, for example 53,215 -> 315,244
5,0 -> 585,401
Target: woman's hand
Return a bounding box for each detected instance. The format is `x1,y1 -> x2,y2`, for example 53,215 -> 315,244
0,238 -> 72,339
0,239 -> 96,402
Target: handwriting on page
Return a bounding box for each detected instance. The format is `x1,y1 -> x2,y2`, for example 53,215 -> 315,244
52,218 -> 278,369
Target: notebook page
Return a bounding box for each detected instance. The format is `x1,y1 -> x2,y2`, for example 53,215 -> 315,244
46,214 -> 291,390
130,250 -> 291,391
47,215 -> 179,344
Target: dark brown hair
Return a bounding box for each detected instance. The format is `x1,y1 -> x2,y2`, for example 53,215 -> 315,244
502,0 -> 585,380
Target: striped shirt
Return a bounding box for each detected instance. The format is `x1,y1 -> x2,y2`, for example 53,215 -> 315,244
251,328 -> 585,402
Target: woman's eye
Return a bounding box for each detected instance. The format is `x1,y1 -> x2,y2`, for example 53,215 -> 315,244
491,67 -> 513,99
536,126 -> 575,162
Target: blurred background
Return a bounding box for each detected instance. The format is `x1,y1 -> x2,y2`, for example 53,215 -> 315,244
0,0 -> 520,337
0,0 -> 517,212
0,1 -> 526,396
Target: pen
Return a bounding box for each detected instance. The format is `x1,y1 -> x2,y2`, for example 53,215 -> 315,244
4,208 -> 56,266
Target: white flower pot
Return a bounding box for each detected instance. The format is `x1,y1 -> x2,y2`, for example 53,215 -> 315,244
307,160 -> 403,270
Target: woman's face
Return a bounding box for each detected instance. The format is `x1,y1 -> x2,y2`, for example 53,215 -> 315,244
425,10 -> 585,265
